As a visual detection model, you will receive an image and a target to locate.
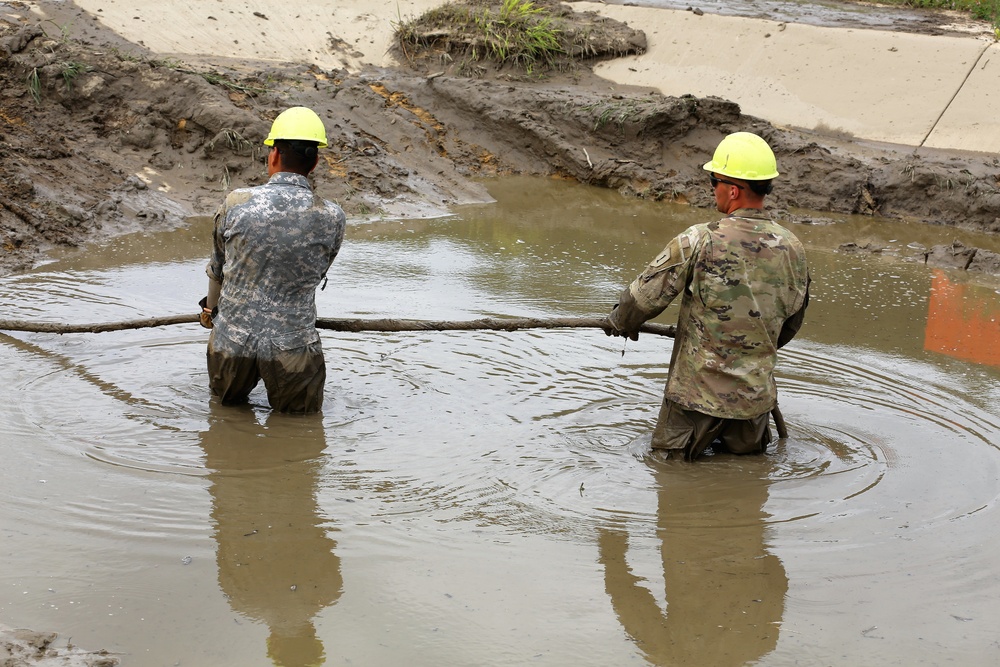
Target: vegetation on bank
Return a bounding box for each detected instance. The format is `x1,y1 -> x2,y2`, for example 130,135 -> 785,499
878,0 -> 1000,33
394,0 -> 645,77
396,0 -> 563,73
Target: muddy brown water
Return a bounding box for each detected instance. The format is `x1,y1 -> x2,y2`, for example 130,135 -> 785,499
2,176 -> 1000,666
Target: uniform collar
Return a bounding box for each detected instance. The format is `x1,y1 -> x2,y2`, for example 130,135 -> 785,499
268,171 -> 311,188
726,207 -> 771,221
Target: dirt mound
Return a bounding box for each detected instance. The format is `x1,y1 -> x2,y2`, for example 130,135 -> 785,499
393,0 -> 647,78
0,0 -> 998,280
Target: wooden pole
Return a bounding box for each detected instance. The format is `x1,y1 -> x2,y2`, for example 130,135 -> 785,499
0,314 -> 200,334
315,316 -> 677,337
0,315 -> 676,337
771,403 -> 789,439
0,314 -> 788,436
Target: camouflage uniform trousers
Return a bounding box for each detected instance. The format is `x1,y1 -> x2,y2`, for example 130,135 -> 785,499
207,328 -> 326,414
651,397 -> 771,461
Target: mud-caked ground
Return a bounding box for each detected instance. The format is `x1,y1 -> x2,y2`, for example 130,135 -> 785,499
0,0 -> 998,278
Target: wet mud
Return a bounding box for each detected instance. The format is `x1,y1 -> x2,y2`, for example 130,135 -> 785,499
0,0 -> 998,278
0,624 -> 117,666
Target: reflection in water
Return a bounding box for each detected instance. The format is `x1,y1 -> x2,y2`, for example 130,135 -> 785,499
200,404 -> 341,667
925,270 -> 1000,368
599,462 -> 785,666
3,177 -> 1000,666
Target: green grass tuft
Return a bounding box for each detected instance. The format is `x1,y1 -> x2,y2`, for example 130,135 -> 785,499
26,67 -> 41,103
397,0 -> 564,72
875,0 -> 1000,33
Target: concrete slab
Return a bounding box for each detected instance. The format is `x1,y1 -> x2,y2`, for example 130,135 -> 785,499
65,0 -> 444,71
580,3 -> 994,151
924,42 -> 1000,152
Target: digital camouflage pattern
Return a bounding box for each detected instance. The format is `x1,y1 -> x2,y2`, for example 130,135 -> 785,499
207,172 -> 346,355
609,208 -> 809,420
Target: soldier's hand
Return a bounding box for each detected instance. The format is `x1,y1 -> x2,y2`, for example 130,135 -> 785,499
601,318 -> 618,337
198,296 -> 215,330
602,322 -> 638,341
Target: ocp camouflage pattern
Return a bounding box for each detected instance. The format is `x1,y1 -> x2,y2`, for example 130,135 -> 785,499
207,172 -> 346,354
610,208 -> 809,419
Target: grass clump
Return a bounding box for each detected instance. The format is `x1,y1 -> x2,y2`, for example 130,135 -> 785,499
396,0 -> 564,73
589,99 -> 645,132
585,99 -> 660,135
208,128 -> 259,159
24,62 -> 93,102
181,68 -> 269,96
26,67 -> 41,103
875,0 -> 1000,34
60,61 -> 92,93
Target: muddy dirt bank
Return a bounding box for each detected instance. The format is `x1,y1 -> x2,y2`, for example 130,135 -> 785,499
0,0 -> 997,279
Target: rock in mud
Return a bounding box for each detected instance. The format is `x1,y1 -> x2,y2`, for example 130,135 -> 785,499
0,625 -> 119,666
838,242 -> 885,254
967,248 -> 1000,275
925,240 -> 976,270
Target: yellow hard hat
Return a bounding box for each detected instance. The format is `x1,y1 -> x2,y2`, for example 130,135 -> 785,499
264,107 -> 328,148
702,132 -> 778,180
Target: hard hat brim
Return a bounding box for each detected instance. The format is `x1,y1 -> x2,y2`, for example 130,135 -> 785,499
264,137 -> 328,148
702,159 -> 779,180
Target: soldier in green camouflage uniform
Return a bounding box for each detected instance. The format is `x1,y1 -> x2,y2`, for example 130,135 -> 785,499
200,107 -> 346,413
607,132 -> 809,460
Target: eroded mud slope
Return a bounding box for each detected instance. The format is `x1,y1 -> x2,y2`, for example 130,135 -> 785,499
0,1 -> 998,278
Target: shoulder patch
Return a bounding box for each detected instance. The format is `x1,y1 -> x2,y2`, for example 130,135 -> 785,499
653,246 -> 672,267
649,235 -> 691,270
225,190 -> 253,208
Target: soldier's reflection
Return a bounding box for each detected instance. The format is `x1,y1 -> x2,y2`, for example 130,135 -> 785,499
200,404 -> 342,667
598,462 -> 786,666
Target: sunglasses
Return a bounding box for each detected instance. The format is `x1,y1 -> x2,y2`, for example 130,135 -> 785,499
709,175 -> 744,190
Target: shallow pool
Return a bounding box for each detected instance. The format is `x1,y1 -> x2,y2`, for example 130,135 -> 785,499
2,177 -> 999,666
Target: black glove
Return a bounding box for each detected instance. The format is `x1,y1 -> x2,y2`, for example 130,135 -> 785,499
198,296 -> 217,329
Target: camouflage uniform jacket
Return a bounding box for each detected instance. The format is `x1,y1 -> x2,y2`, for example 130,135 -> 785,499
609,208 -> 809,419
207,172 -> 346,352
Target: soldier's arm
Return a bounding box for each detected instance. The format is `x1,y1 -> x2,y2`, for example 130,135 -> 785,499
777,275 -> 810,348
608,232 -> 696,337
205,203 -> 227,310
323,204 -> 347,272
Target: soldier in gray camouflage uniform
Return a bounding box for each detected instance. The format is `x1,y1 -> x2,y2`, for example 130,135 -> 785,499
200,107 -> 346,413
607,132 -> 809,460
